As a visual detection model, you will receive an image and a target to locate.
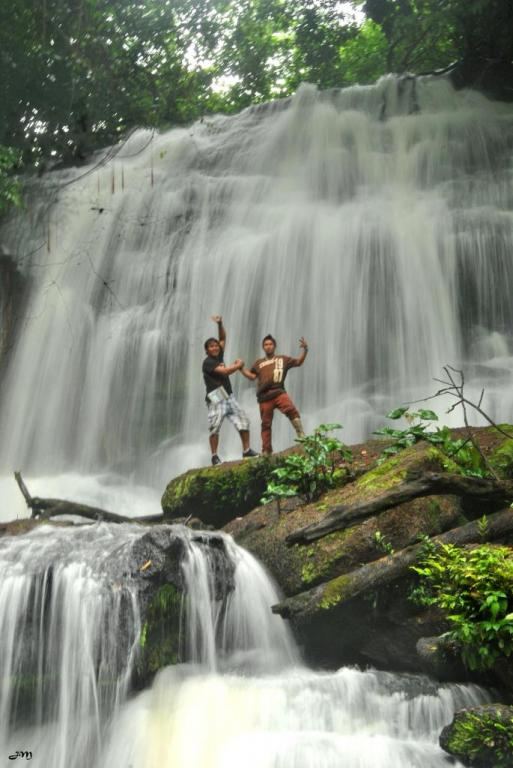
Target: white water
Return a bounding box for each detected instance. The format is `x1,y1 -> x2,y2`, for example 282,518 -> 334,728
0,522 -> 491,768
99,666 -> 487,768
1,76 -> 513,516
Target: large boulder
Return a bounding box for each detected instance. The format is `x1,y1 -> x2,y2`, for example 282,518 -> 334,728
440,704 -> 513,767
161,455 -> 277,528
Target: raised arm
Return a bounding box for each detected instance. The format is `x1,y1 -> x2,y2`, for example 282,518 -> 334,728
290,337 -> 309,367
211,315 -> 226,349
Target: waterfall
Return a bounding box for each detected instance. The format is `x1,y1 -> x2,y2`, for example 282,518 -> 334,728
99,667 -> 488,768
1,75 -> 513,516
0,522 -> 491,768
0,523 -> 295,766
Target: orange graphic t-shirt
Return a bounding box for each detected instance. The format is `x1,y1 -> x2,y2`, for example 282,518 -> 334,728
250,355 -> 297,402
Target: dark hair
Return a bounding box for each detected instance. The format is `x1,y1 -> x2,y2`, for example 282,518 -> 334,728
204,337 -> 219,351
262,334 -> 276,346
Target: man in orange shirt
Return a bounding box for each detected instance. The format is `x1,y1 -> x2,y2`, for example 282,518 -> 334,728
242,334 -> 308,455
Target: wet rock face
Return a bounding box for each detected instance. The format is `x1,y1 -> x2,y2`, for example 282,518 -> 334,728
440,704 -> 513,767
0,254 -> 27,370
127,527 -> 236,688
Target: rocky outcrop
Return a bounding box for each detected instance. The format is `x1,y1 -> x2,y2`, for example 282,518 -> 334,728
219,426 -> 513,672
127,527 -> 235,687
162,425 -> 513,669
440,704 -> 513,767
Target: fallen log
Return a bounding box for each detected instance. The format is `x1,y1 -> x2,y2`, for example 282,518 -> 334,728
274,505 -> 513,621
14,471 -> 163,524
286,471 -> 513,545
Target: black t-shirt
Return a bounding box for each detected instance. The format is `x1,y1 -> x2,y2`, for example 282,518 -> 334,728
202,349 -> 233,400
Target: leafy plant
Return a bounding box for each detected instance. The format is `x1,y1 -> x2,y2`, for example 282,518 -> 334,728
411,542 -> 513,670
374,407 -> 489,477
261,423 -> 352,505
373,530 -> 394,556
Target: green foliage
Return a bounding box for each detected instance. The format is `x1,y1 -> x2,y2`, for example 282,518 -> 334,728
373,529 -> 394,555
374,407 -> 489,477
138,583 -> 182,677
0,145 -> 22,216
445,709 -> 513,768
2,0 -> 512,166
261,423 -> 352,505
411,543 -> 513,670
477,514 -> 489,540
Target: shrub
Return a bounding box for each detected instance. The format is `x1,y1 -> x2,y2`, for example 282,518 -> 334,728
411,542 -> 513,670
261,423 -> 352,505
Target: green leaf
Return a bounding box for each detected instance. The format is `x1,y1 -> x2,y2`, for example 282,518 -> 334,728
417,409 -> 438,421
386,406 -> 409,420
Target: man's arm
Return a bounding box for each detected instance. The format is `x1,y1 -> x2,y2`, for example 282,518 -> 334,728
212,359 -> 244,376
241,367 -> 257,381
289,337 -> 309,367
211,315 -> 226,349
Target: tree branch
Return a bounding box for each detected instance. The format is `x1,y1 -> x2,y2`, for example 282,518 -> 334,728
286,471 -> 513,545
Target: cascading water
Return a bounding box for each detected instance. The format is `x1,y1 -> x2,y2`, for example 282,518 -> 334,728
1,76 -> 513,516
0,522 -> 492,767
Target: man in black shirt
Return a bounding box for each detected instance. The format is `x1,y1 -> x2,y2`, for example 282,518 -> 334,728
202,315 -> 258,465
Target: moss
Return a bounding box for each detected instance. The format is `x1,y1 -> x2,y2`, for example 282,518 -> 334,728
137,583 -> 183,679
355,456 -> 404,493
442,707 -> 513,767
319,574 -> 351,610
426,446 -> 461,474
298,528 -> 355,587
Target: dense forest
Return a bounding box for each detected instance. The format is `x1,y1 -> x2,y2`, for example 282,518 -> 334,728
1,0 -> 512,201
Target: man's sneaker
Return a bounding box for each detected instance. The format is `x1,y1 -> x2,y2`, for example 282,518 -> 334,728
211,454 -> 222,466
242,449 -> 259,459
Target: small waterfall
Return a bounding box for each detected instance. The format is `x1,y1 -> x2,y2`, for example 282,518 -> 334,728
181,535 -> 297,672
0,524 -> 142,768
100,661 -> 489,768
1,76 -> 513,515
0,523 -> 295,766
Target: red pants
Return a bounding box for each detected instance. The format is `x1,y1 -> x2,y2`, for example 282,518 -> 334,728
259,392 -> 300,454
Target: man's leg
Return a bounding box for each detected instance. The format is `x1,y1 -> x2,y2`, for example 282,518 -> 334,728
259,399 -> 275,454
225,396 -> 257,456
209,433 -> 219,455
207,401 -> 225,463
274,393 -> 304,438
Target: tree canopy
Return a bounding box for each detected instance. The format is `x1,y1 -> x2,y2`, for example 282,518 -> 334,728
0,0 -> 512,172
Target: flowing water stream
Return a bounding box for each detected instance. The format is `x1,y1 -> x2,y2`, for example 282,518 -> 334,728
0,522 -> 490,768
1,76 -> 513,518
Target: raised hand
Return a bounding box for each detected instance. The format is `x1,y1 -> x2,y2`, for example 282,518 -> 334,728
299,337 -> 308,349
211,315 -> 223,324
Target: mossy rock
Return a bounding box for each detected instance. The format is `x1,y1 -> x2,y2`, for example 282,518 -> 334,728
440,705 -> 513,767
161,456 -> 277,527
135,583 -> 183,686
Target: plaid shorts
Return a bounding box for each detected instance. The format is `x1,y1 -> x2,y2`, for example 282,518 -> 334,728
207,394 -> 250,436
